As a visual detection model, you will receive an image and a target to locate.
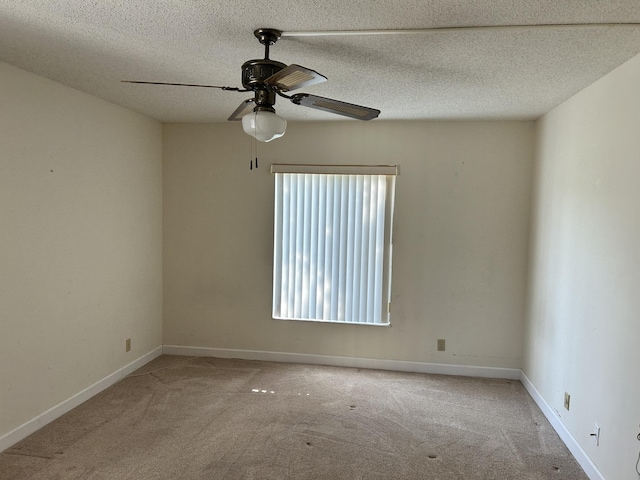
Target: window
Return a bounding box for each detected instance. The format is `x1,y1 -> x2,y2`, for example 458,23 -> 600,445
271,164 -> 397,325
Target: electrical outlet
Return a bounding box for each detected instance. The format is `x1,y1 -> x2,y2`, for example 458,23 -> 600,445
125,338 -> 131,352
564,392 -> 571,410
437,339 -> 446,351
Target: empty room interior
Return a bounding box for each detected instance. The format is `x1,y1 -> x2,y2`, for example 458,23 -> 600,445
1,2 -> 640,479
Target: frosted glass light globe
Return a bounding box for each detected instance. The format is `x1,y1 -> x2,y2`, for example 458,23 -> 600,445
242,111 -> 287,142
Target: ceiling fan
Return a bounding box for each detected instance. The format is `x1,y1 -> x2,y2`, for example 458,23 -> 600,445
124,23 -> 640,142
123,28 -> 380,142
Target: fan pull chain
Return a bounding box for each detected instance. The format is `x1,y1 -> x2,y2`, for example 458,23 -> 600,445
250,134 -> 254,170
254,134 -> 259,169
249,134 -> 259,170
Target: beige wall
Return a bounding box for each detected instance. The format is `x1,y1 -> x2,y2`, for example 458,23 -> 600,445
163,120 -> 535,368
0,63 -> 163,437
525,54 -> 640,479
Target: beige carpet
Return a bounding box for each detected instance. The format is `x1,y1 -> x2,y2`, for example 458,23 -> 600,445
1,356 -> 588,479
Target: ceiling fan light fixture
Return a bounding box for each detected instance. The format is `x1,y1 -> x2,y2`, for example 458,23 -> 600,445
242,110 -> 287,142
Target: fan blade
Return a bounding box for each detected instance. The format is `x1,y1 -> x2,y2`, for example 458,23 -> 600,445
121,80 -> 244,91
281,24 -> 640,38
290,94 -> 380,120
264,64 -> 327,92
228,99 -> 255,121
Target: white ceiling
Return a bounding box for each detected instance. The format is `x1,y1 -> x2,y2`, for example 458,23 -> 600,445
1,1 -> 640,123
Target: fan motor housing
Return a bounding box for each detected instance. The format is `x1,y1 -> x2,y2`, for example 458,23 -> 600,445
242,59 -> 286,90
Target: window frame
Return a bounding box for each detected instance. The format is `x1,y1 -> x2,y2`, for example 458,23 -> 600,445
270,164 -> 397,326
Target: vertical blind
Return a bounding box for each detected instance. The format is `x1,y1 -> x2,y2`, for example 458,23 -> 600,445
272,166 -> 396,325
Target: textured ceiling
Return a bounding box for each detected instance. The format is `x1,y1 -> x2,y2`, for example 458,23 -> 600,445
1,1 -> 640,123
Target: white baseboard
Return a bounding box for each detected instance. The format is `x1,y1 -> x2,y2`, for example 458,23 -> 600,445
520,372 -> 604,480
0,346 -> 162,453
162,345 -> 521,380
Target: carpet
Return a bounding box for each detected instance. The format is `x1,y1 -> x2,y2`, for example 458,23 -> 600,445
0,355 -> 588,479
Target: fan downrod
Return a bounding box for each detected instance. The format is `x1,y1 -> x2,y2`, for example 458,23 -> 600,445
254,28 -> 282,60
241,28 -> 286,92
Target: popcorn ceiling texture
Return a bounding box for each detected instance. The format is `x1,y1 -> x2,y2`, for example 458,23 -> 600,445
1,0 -> 640,122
